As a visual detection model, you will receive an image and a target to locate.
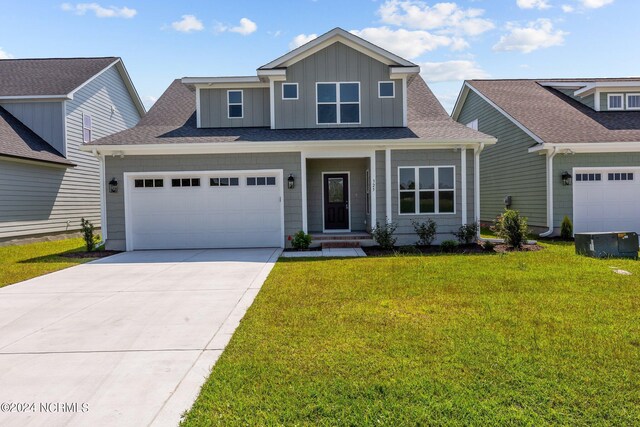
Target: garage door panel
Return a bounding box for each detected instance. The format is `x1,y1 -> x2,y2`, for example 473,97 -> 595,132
127,172 -> 283,250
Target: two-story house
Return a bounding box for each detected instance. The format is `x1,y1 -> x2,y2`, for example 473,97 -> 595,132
453,78 -> 640,237
85,28 -> 494,251
0,57 -> 144,244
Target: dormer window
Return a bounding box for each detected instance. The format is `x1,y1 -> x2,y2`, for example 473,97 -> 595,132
227,90 -> 243,118
316,82 -> 360,125
627,94 -> 640,110
282,83 -> 298,100
608,94 -> 623,111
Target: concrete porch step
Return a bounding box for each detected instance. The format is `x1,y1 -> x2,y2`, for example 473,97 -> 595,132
311,232 -> 372,241
321,241 -> 362,249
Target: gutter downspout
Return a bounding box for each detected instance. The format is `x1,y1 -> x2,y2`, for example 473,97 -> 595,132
96,150 -> 108,247
473,143 -> 485,239
540,147 -> 558,237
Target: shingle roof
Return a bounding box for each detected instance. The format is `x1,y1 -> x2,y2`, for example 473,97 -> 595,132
466,79 -> 640,144
87,75 -> 492,146
0,106 -> 74,165
0,57 -> 118,97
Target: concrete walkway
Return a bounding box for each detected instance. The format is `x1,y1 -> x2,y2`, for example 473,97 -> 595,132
0,248 -> 281,427
280,248 -> 366,258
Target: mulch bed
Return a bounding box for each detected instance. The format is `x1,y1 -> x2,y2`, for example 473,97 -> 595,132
363,243 -> 543,256
59,250 -> 122,259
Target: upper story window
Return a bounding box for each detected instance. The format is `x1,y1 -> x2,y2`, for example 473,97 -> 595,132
378,81 -> 395,98
227,90 -> 243,119
627,94 -> 640,110
282,83 -> 298,100
316,82 -> 360,125
82,113 -> 92,143
608,94 -> 624,110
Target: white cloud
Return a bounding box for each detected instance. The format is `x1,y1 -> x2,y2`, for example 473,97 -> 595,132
419,60 -> 489,82
171,15 -> 204,33
580,0 -> 614,8
61,3 -> 136,18
516,0 -> 551,9
0,47 -> 13,59
228,18 -> 257,35
493,19 -> 568,53
142,95 -> 157,109
351,27 -> 456,59
289,33 -> 318,50
378,0 -> 495,36
561,4 -> 575,12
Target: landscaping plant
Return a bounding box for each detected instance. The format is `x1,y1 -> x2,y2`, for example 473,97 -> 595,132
290,231 -> 312,250
411,219 -> 437,246
80,217 -> 99,252
440,239 -> 459,252
560,215 -> 573,241
494,209 -> 529,248
372,221 -> 398,250
454,222 -> 479,245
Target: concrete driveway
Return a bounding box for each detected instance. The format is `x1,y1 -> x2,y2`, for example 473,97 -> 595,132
0,248 -> 281,427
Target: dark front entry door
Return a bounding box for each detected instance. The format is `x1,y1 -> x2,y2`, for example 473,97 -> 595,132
324,173 -> 349,230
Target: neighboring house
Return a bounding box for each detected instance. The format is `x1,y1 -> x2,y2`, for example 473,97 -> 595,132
453,78 -> 640,237
0,57 -> 144,243
85,28 -> 494,251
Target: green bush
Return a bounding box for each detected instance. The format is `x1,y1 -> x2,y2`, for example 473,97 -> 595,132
454,222 -> 479,245
412,219 -> 437,246
494,209 -> 529,249
483,240 -> 496,251
372,221 -> 398,250
440,240 -> 459,253
80,217 -> 99,252
291,231 -> 312,250
560,215 -> 573,241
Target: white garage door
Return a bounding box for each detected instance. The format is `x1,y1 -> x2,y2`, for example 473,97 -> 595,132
125,170 -> 283,250
573,168 -> 640,234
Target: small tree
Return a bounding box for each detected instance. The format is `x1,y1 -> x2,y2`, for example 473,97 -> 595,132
372,221 -> 398,250
454,222 -> 479,245
290,230 -> 312,250
80,217 -> 99,252
494,209 -> 529,249
560,215 -> 573,241
412,219 -> 437,246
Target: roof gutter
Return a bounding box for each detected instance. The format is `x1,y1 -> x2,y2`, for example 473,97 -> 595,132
540,147 -> 558,238
529,142 -> 640,154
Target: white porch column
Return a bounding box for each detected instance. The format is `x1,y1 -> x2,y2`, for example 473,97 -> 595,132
385,148 -> 392,223
370,151 -> 377,228
300,152 -> 308,233
461,148 -> 467,225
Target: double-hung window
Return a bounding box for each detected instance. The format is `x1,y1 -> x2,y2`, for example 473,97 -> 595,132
608,94 -> 623,110
398,166 -> 455,214
627,94 -> 640,110
316,82 -> 360,124
227,90 -> 243,118
82,113 -> 92,143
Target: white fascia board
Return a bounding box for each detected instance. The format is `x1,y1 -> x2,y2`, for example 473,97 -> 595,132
459,82 -> 544,144
182,76 -> 262,85
389,66 -> 420,79
257,69 -> 286,78
0,95 -> 70,101
450,83 -> 470,121
574,81 -> 640,97
82,138 -> 495,156
529,142 -> 640,154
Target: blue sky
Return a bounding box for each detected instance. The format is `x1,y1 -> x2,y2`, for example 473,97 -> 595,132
1,0 -> 637,112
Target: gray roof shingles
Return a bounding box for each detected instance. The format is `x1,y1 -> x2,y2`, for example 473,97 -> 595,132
87,75 -> 493,146
0,57 -> 117,97
467,78 -> 640,144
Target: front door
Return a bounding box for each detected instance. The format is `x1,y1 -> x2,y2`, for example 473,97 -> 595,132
324,173 -> 349,230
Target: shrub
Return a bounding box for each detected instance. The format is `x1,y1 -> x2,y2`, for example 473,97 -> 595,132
372,221 -> 398,250
483,240 -> 496,252
494,209 -> 529,249
80,217 -> 99,252
454,222 -> 479,245
397,245 -> 421,255
412,219 -> 437,246
560,215 -> 573,241
440,240 -> 459,253
290,231 -> 312,250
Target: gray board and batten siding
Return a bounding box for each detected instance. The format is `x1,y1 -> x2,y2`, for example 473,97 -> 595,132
199,87 -> 270,128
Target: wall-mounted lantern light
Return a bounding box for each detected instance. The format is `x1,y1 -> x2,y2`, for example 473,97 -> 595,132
504,195 -> 512,208
287,173 -> 295,189
109,177 -> 119,193
561,171 -> 572,186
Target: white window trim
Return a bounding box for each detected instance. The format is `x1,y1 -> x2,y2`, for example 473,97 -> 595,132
378,81 -> 395,99
315,82 -> 361,125
282,83 -> 299,100
626,93 -> 640,111
227,90 -> 243,119
397,166 -> 456,216
607,93 -> 624,111
466,119 -> 478,131
82,112 -> 92,143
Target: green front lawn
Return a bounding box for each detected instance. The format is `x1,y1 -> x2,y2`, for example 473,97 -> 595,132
0,238 -> 97,288
182,242 -> 640,426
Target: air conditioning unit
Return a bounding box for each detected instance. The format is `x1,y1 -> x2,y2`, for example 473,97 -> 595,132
575,232 -> 639,259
